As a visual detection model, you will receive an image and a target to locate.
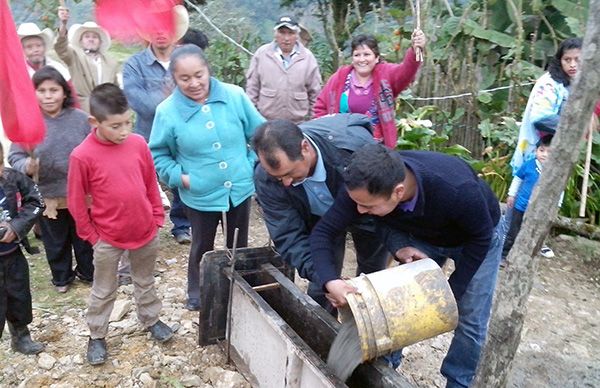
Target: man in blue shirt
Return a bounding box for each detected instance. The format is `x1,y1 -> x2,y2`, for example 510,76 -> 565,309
123,5 -> 192,245
310,144 -> 502,388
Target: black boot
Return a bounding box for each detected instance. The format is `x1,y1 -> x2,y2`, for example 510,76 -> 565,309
8,322 -> 44,355
87,337 -> 108,365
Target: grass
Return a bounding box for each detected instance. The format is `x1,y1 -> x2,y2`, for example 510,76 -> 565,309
26,232 -> 89,312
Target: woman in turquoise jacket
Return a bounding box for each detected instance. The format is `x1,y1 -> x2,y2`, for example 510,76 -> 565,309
150,44 -> 265,311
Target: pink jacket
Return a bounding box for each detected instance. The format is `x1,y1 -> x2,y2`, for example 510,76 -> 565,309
314,47 -> 420,148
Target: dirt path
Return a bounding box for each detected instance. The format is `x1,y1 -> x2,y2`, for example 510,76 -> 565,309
1,204 -> 599,387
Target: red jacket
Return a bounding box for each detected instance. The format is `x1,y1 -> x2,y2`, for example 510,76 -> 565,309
67,130 -> 164,250
314,47 -> 420,148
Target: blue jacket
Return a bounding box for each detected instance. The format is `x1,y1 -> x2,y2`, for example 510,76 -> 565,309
150,78 -> 265,211
123,47 -> 174,141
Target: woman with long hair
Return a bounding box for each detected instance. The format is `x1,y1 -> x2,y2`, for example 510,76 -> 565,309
9,66 -> 94,293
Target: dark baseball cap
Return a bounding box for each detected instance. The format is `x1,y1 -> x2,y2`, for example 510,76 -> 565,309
274,15 -> 300,31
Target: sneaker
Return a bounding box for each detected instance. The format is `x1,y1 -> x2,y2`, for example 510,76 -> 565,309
87,338 -> 108,365
55,285 -> 69,293
174,232 -> 192,245
539,246 -> 555,258
185,298 -> 201,311
149,320 -> 174,343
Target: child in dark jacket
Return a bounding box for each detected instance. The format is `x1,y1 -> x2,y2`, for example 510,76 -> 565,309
0,144 -> 45,355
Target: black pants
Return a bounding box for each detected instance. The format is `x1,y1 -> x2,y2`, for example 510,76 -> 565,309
0,249 -> 33,339
502,208 -> 525,260
184,198 -> 251,301
39,209 -> 94,286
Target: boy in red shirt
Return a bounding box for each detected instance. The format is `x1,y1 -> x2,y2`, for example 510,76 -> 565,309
67,83 -> 172,365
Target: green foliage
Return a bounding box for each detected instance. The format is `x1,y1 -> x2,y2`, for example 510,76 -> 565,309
394,105 -> 472,158
205,38 -> 256,86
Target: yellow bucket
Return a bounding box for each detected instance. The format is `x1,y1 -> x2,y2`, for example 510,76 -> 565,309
341,258 -> 458,362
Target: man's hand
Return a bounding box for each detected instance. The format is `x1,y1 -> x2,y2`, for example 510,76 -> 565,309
324,279 -> 358,308
58,6 -> 70,25
393,246 -> 428,264
506,196 -> 515,209
0,222 -> 17,244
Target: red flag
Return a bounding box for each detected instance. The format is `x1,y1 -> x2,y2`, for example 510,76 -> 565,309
0,0 -> 46,147
96,0 -> 181,44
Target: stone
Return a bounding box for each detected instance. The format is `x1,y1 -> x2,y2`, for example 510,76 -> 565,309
72,354 -> 84,365
215,370 -> 248,388
109,300 -> 132,322
38,353 -> 57,370
139,372 -> 156,388
182,320 -> 194,331
58,355 -> 71,365
181,375 -> 203,387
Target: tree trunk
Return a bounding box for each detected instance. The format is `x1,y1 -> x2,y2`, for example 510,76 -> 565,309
552,215 -> 600,242
472,1 -> 600,386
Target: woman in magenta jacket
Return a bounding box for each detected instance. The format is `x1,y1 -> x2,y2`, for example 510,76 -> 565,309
314,30 -> 426,148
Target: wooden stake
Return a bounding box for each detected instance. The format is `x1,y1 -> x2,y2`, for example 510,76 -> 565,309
579,118 -> 595,217
414,0 -> 424,62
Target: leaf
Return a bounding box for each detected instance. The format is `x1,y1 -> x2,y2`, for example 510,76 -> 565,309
442,144 -> 472,157
564,17 -> 583,36
551,0 -> 584,19
463,20 -> 516,48
478,92 -> 493,104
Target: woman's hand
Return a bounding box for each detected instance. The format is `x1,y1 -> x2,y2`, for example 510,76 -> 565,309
181,174 -> 190,189
412,29 -> 426,50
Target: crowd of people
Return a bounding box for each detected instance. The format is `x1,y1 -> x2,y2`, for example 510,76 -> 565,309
0,4 -> 598,388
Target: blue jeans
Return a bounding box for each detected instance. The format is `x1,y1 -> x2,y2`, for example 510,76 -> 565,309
170,188 -> 191,236
391,224 -> 503,388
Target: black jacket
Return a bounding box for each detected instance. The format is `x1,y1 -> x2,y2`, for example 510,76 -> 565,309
254,113 -> 376,281
0,167 -> 44,242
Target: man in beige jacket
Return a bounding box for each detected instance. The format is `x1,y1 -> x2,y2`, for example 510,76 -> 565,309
54,7 -> 119,112
245,16 -> 321,124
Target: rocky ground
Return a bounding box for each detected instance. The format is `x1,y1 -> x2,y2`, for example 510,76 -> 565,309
1,203 -> 599,387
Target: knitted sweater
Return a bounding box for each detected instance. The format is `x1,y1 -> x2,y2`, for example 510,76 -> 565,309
310,150 -> 500,300
9,108 -> 90,198
68,130 -> 164,249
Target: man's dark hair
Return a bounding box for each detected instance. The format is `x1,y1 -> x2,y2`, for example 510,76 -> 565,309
32,66 -> 74,109
548,37 -> 582,87
343,144 -> 406,197
180,28 -> 209,50
89,83 -> 129,122
351,34 -> 380,58
252,120 -> 305,169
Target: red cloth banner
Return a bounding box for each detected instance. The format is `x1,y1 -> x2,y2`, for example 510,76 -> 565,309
0,0 -> 46,147
96,0 -> 181,44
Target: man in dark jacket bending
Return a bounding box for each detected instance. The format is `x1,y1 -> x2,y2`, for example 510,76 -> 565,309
253,114 -> 388,311
310,144 -> 502,388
